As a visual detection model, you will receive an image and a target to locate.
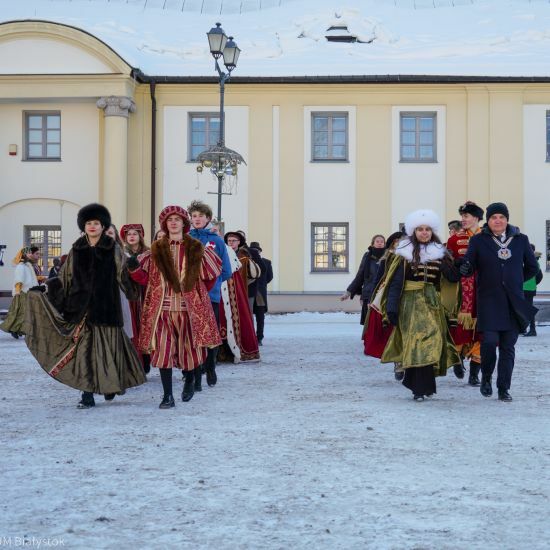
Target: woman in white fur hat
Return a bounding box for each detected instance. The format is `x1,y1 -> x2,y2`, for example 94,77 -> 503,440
379,209 -> 461,401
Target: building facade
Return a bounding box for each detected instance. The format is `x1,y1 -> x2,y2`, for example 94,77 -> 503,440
1,20 -> 549,309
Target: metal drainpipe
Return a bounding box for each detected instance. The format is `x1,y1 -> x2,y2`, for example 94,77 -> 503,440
150,81 -> 157,241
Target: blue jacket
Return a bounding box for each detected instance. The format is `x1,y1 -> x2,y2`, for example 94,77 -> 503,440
189,227 -> 232,303
462,224 -> 539,332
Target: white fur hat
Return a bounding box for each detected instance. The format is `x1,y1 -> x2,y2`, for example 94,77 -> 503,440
404,209 -> 441,236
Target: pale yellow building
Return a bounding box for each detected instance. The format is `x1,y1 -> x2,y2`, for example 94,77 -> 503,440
1,10 -> 549,310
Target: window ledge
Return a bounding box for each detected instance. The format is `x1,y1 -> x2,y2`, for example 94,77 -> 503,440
22,158 -> 61,162
310,159 -> 349,164
399,159 -> 438,164
310,270 -> 350,274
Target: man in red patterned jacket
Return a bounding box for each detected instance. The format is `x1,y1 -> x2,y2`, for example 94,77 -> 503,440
128,205 -> 222,408
446,201 -> 484,386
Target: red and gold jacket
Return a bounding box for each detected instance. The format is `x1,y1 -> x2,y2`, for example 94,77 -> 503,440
130,234 -> 222,353
446,227 -> 481,343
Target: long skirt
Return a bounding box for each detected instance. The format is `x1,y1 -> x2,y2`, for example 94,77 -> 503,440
362,308 -> 393,359
403,364 -> 437,396
0,293 -> 27,336
381,283 -> 460,377
24,291 -> 146,395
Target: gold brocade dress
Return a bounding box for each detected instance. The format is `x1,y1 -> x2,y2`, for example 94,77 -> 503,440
381,252 -> 461,396
24,244 -> 146,395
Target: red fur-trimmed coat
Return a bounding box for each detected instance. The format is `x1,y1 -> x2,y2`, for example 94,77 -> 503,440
130,235 -> 222,353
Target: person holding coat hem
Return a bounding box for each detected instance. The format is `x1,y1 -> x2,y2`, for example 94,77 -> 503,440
460,202 -> 539,402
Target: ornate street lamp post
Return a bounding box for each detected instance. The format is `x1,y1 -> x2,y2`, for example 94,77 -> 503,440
196,23 -> 245,223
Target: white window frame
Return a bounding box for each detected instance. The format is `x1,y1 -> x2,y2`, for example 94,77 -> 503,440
23,111 -> 61,162
311,222 -> 349,273
311,112 -> 349,162
188,112 -> 221,162
399,111 -> 437,163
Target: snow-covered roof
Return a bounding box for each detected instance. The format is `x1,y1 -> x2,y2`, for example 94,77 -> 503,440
2,0 -> 550,78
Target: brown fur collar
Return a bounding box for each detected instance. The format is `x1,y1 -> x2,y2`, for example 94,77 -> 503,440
151,234 -> 204,293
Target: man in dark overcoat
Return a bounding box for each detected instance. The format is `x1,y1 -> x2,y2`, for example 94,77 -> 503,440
460,202 -> 539,401
249,242 -> 273,345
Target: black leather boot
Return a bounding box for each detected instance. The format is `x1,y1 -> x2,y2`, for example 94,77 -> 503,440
468,361 -> 481,386
498,390 -> 513,402
159,394 -> 175,409
194,367 -> 202,392
142,354 -> 151,374
480,374 -> 493,397
77,392 -> 95,409
453,360 -> 466,379
181,371 -> 195,402
206,365 -> 217,387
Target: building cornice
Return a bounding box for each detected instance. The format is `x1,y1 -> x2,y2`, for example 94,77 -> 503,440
132,70 -> 550,85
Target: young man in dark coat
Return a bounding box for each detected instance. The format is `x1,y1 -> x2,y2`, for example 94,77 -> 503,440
249,242 -> 273,345
341,234 -> 386,324
460,202 -> 539,402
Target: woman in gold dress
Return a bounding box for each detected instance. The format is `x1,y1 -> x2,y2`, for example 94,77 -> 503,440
380,210 -> 461,401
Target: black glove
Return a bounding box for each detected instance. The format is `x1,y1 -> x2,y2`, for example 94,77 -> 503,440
29,285 -> 46,293
126,254 -> 140,270
387,311 -> 399,326
459,261 -> 473,276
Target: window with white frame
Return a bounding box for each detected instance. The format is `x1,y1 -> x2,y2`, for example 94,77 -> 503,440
25,225 -> 62,276
546,111 -> 550,161
400,112 -> 437,162
311,112 -> 348,161
311,223 -> 349,272
24,112 -> 61,161
188,113 -> 220,161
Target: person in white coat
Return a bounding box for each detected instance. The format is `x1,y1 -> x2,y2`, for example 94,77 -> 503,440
0,246 -> 43,338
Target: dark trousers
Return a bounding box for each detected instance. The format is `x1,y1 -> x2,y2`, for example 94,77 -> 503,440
523,291 -> 536,333
204,301 -> 220,371
480,329 -> 519,391
255,306 -> 266,341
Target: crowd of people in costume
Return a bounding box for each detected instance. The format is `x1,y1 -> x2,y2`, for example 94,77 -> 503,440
0,201 -> 272,409
344,202 -> 543,402
0,198 -> 543,407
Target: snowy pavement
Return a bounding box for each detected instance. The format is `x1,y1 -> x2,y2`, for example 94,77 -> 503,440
0,313 -> 549,549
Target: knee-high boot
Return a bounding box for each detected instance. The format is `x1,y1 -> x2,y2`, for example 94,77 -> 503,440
182,370 -> 195,402
194,367 -> 202,392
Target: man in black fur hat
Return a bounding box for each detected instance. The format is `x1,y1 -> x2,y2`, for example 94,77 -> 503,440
460,202 -> 539,402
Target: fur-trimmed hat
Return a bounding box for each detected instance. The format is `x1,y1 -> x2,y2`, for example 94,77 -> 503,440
120,224 -> 144,241
458,201 -> 484,220
77,203 -> 111,232
158,205 -> 190,234
404,209 -> 440,236
486,202 -> 509,221
224,231 -> 245,247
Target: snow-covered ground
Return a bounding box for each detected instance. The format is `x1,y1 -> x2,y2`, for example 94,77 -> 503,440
0,313 -> 549,549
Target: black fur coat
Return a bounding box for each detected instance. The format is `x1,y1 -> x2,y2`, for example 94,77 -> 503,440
48,234 -> 123,326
